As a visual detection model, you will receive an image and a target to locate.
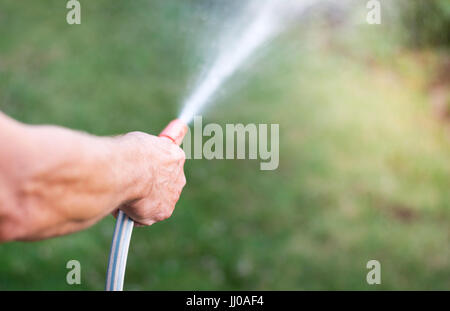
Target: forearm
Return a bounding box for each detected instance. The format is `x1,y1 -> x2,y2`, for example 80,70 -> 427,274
0,112 -> 186,242
0,114 -> 143,241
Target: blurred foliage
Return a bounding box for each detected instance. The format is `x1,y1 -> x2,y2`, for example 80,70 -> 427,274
399,0 -> 450,48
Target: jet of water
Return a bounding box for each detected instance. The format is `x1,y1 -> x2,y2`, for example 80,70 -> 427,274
179,0 -> 319,124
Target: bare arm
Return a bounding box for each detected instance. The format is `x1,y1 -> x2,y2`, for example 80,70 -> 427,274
0,112 -> 186,242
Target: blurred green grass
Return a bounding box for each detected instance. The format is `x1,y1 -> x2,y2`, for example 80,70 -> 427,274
0,0 -> 449,290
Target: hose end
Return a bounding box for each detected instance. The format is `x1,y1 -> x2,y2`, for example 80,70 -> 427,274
159,119 -> 188,146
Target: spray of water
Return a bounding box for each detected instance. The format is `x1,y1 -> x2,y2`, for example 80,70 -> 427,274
179,0 -> 319,124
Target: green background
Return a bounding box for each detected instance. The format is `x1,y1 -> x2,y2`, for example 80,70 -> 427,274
0,0 -> 449,290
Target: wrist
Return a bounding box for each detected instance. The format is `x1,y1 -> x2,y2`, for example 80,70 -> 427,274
110,133 -> 154,207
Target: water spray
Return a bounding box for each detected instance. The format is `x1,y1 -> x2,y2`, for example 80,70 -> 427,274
105,0 -> 329,291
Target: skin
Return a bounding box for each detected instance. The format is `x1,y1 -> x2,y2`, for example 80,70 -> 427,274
0,112 -> 186,242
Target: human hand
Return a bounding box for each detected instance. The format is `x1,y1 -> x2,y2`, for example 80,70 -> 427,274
0,113 -> 186,241
115,131 -> 186,226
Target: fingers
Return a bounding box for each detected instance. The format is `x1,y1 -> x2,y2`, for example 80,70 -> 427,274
123,197 -> 174,226
125,173 -> 185,226
118,133 -> 186,227
157,138 -> 186,167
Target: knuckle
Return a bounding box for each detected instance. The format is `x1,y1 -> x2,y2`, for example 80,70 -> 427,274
178,147 -> 186,158
172,146 -> 185,161
126,131 -> 148,140
164,209 -> 174,219
139,219 -> 156,226
158,136 -> 174,148
157,209 -> 174,221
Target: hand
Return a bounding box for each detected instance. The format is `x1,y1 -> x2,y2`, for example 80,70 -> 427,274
0,112 -> 186,241
115,131 -> 186,226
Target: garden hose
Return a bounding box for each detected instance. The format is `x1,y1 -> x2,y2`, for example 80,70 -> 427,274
105,119 -> 188,291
